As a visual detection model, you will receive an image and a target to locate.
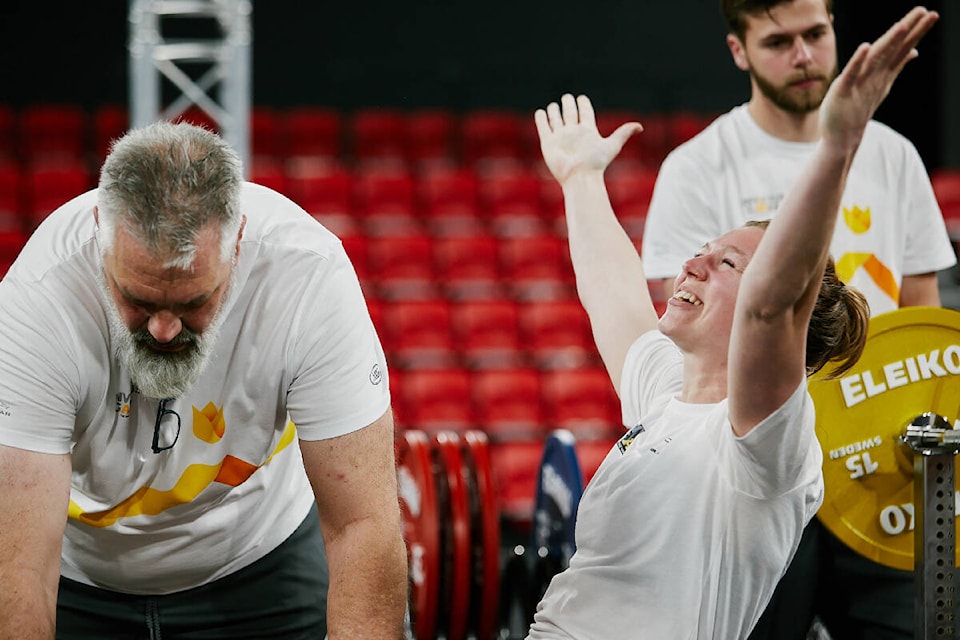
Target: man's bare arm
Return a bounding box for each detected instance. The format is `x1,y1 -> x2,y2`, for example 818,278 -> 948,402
300,411 -> 407,639
0,445 -> 71,640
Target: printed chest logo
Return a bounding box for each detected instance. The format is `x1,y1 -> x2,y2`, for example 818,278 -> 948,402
71,397 -> 297,528
617,422 -> 674,456
740,194 -> 784,218
115,390 -> 133,418
618,422 -> 645,453
835,202 -> 899,305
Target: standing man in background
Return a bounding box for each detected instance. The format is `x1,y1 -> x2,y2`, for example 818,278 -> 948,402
640,0 -> 955,638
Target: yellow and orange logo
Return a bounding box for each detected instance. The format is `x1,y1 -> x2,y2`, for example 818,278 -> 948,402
68,406 -> 297,528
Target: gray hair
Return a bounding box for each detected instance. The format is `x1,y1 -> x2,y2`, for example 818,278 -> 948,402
96,120 -> 243,268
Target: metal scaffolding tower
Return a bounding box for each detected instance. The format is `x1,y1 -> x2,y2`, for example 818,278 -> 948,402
128,0 -> 252,175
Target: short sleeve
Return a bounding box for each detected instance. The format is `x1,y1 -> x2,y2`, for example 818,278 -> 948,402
619,330 -> 683,428
900,142 -> 956,276
284,245 -> 391,440
724,381 -> 822,499
0,279 -> 83,454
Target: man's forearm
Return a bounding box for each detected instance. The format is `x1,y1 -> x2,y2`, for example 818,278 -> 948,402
0,577 -> 56,640
324,522 -> 408,639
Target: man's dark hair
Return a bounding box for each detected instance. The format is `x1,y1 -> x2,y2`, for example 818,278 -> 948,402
721,0 -> 833,40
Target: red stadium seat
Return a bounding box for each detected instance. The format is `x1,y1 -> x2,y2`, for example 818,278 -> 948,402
387,365 -> 407,430
667,111 -> 715,149
23,159 -> 92,230
488,439 -> 544,525
498,234 -> 574,301
932,169 -> 960,253
634,113 -> 673,168
432,233 -> 503,301
478,165 -> 546,237
405,109 -> 458,165
417,165 -> 483,236
338,232 -> 370,287
251,106 -> 284,160
92,104 -> 129,164
248,157 -> 289,195
541,367 -> 621,440
396,367 -> 475,433
351,164 -> 420,236
0,229 -> 28,277
518,298 -> 595,369
285,107 -> 343,159
18,104 -> 87,163
461,110 -> 527,165
350,108 -> 407,163
450,299 -> 524,369
0,162 -> 22,232
378,298 -> 456,369
575,437 -> 618,486
533,165 -> 567,236
471,368 -> 544,441
366,233 -> 437,300
605,165 -> 657,240
595,109 -> 647,162
284,158 -> 355,236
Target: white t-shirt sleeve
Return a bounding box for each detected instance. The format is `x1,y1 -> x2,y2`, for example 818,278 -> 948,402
723,381 -> 822,501
0,279 -> 82,454
619,330 -> 683,428
284,244 -> 391,440
641,149 -> 722,280
900,141 -> 957,275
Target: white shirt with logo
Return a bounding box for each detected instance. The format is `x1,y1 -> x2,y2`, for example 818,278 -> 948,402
0,183 -> 390,594
641,104 -> 956,315
527,331 -> 823,639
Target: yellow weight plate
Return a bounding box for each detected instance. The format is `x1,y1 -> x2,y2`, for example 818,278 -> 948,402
809,306 -> 960,571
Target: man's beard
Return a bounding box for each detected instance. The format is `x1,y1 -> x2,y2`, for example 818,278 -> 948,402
751,62 -> 838,114
98,272 -> 230,400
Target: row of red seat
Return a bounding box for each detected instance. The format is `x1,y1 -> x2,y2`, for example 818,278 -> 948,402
349,231 -> 576,302
259,158 -> 654,239
0,103 -> 714,169
371,297 -> 594,371
390,365 -> 621,444
0,155 -> 654,240
0,159 -> 96,232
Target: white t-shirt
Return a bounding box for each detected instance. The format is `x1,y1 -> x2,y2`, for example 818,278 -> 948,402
641,105 -> 956,316
527,332 -> 823,639
0,183 -> 390,594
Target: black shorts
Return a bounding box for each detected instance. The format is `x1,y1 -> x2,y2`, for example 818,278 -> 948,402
56,503 -> 328,640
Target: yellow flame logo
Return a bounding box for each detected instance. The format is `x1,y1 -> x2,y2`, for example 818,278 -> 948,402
843,205 -> 871,234
835,252 -> 899,304
193,402 -> 226,443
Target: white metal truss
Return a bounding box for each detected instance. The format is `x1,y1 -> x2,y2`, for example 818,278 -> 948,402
128,0 -> 252,175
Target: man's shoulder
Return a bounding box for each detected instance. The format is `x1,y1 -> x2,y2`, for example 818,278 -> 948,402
854,119 -> 924,170
660,107 -> 742,165
862,118 -> 915,149
7,190 -> 99,285
239,182 -> 344,260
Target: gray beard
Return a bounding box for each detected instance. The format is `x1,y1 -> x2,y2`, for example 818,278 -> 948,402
97,271 -> 229,400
